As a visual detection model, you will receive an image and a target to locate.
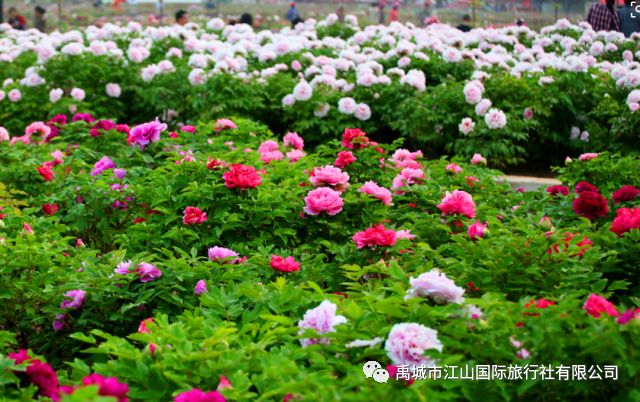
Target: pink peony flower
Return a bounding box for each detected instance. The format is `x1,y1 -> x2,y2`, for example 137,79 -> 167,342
138,318 -> 153,334
578,153 -> 599,161
214,118 -> 237,131
404,269 -> 465,304
359,181 -> 392,206
270,255 -> 301,273
174,389 -> 226,402
484,108 -> 507,129
195,279 -> 208,295
389,149 -> 423,169
458,117 -> 475,135
283,132 -> 304,150
106,83 -> 121,98
183,206 -> 208,225
70,87 -> 85,101
286,149 -> 306,162
91,156 -> 116,176
180,125 -> 196,133
523,107 -> 534,119
583,294 -> 619,318
223,164 -> 262,190
128,119 -> 167,150
52,314 -> 67,332
445,163 -> 463,174
309,165 -> 349,192
114,168 -> 127,180
610,207 -> 640,236
385,323 -> 443,366
81,373 -> 129,402
391,168 -> 425,191
352,224 -> 397,249
470,153 -> 486,165
304,187 -> 344,216
134,262 -> 162,283
468,221 -> 487,240
334,151 -> 357,169
437,190 -> 476,218
298,300 -> 347,347
0,127 -> 9,142
617,308 -> 640,325
25,122 -> 51,140
90,120 -> 116,137
217,376 -> 232,391
208,246 -> 240,264
575,181 -> 599,194
60,289 -> 86,309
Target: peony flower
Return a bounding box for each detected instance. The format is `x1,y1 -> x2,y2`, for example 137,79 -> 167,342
8,89 -> 21,102
484,108 -> 507,129
49,88 -> 64,103
214,118 -> 237,131
208,246 -> 239,264
128,119 -> 167,150
391,168 -> 425,191
91,156 -> 116,176
341,128 -> 369,149
458,118 -> 475,135
575,181 -> 599,194
106,83 -> 121,98
25,360 -> 59,400
359,181 -> 392,206
523,107 -> 534,119
60,289 -> 86,309
475,98 -> 492,116
183,206 -> 208,225
298,300 -> 347,347
223,164 -> 262,190
135,262 -> 162,283
385,323 -> 443,367
546,185 -> 569,196
36,164 -> 55,181
354,103 -> 372,121
445,163 -> 463,174
114,260 -> 132,276
42,203 -> 59,216
338,97 -> 356,114
612,185 -> 640,203
270,255 -> 301,273
463,82 -> 483,104
90,119 -> 116,137
72,113 -> 95,123
610,207 -> 640,236
53,314 -> 67,332
405,269 -> 465,304
578,153 -> 599,161
583,294 -> 620,318
334,151 -> 357,168
0,127 -> 9,142
114,169 -> 127,180
470,153 -> 486,165
286,149 -> 306,162
437,190 -> 476,218
617,308 -> 640,325
309,165 -> 349,192
352,224 -> 397,248
303,187 -> 344,216
293,81 -> 313,101
468,221 -> 487,240
81,373 -> 129,402
572,191 -> 609,220
283,132 -> 304,150
70,87 -> 85,101
195,279 -> 208,295
174,389 -> 226,402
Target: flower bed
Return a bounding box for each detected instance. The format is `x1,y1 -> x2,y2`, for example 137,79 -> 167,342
0,113 -> 639,400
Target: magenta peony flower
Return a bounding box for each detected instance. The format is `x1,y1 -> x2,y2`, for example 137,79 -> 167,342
385,323 -> 443,366
90,119 -> 116,137
208,246 -> 240,264
437,190 -> 476,218
183,206 -> 208,225
174,389 -> 226,402
405,269 -> 465,304
128,119 -> 167,150
52,314 -> 67,331
25,360 -> 60,400
81,373 -> 129,402
91,156 -> 117,176
610,207 -> 640,236
298,300 -> 347,347
113,168 -> 127,180
612,185 -> 640,203
309,165 -> 349,192
60,289 -> 86,309
617,308 -> 640,325
135,262 -> 162,283
270,255 -> 301,273
283,132 -> 304,150
352,224 -> 397,249
303,187 -> 344,216
195,279 -> 208,295
583,294 -> 619,318
72,113 -> 95,123
468,221 -> 487,240
359,181 -> 392,206
546,185 -> 569,196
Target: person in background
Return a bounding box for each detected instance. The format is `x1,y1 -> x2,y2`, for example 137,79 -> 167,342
337,6 -> 345,23
8,7 -> 27,30
389,1 -> 399,22
417,0 -> 432,27
378,0 -> 386,25
618,0 -> 640,37
457,14 -> 472,31
239,13 -> 253,27
286,2 -> 300,27
175,9 -> 189,25
586,0 -> 620,32
34,6 -> 46,32
515,17 -> 526,26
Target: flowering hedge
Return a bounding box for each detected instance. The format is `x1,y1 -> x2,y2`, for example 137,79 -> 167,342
0,113 -> 639,401
2,17 -> 640,167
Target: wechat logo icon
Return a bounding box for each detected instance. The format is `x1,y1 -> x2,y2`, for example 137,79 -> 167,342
363,361 -> 389,383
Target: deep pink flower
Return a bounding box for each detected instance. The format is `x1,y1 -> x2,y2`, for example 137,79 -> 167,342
334,151 -> 357,168
183,206 -> 208,225
90,120 -> 116,137
81,373 -> 129,402
214,118 -> 237,131
611,207 -> 640,236
208,246 -> 240,264
223,164 -> 262,190
309,165 -> 349,192
72,113 -> 95,123
445,163 -> 463,174
180,125 -> 196,133
303,187 -> 344,216
270,255 -> 301,272
437,190 -> 476,218
578,153 -> 599,161
391,168 -> 425,191
128,119 -> 167,150
352,224 -> 397,248
26,360 -> 60,400
546,185 -> 569,196
174,389 -> 226,402
134,262 -> 162,283
575,181 -> 599,194
359,181 -> 392,205
91,156 -> 116,176
138,318 -> 153,334
583,294 -> 619,318
195,279 -> 208,295
468,221 -> 487,240
60,289 -> 86,309
283,132 -> 304,150
617,308 -> 640,324
42,203 -> 59,215
37,164 -> 55,181
341,128 -> 369,149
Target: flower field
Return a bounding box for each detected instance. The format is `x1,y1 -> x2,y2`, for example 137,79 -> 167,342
1,15 -> 640,402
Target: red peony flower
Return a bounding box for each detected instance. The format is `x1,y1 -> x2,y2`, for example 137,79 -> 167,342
611,207 -> 640,237
270,255 -> 301,273
612,185 -> 640,204
183,206 -> 208,225
572,191 -> 608,220
341,128 -> 369,150
334,151 -> 357,168
223,164 -> 262,190
36,164 -> 55,181
575,181 -> 599,194
546,185 -> 569,196
42,203 -> 59,215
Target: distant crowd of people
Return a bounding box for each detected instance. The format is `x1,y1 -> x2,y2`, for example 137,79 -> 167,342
7,6 -> 47,32
587,0 -> 640,37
